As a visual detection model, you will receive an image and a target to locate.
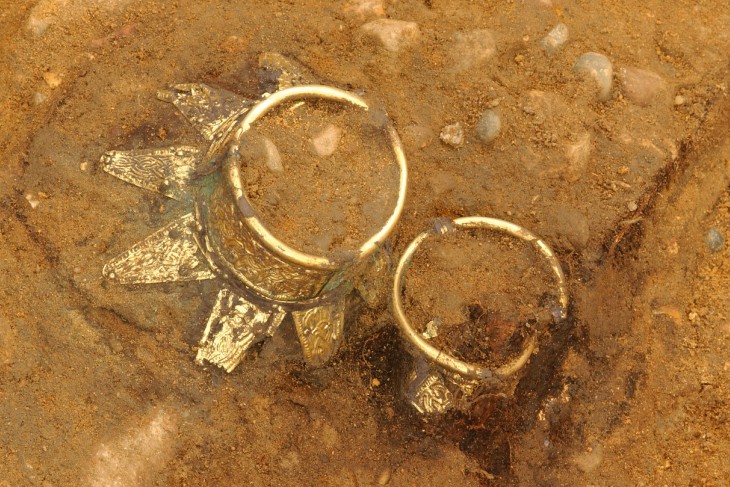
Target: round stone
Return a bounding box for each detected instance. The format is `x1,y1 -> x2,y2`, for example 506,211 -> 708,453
475,109 -> 501,144
573,52 -> 613,101
540,23 -> 568,54
706,227 -> 725,252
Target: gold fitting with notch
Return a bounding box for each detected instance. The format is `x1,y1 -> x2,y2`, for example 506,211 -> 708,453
392,217 -> 569,414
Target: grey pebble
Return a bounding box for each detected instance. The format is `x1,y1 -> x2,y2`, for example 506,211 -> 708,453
706,227 -> 724,252
475,109 -> 501,144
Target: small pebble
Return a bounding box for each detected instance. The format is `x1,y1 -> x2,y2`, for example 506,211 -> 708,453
310,233 -> 334,253
311,124 -> 343,157
25,193 -> 40,209
674,95 -> 686,106
540,23 -> 568,54
439,123 -> 464,147
109,339 -> 124,354
627,201 -> 638,212
475,109 -> 501,144
402,124 -> 434,149
618,67 -> 666,106
264,191 -> 280,208
79,162 -> 89,171
552,205 -> 590,251
27,16 -> 53,37
360,19 -> 420,52
565,133 -> 591,171
447,29 -> 496,72
573,52 -> 613,101
377,467 -> 392,485
706,227 -> 724,252
574,444 -> 603,473
261,137 -> 283,172
42,72 -> 62,89
279,450 -> 301,470
343,0 -> 385,19
33,92 -> 47,105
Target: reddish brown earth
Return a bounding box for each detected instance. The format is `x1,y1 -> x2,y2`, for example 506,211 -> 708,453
1,0 -> 729,485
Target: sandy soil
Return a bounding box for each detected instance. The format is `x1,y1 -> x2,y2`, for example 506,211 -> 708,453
243,100 -> 399,256
1,0 -> 729,485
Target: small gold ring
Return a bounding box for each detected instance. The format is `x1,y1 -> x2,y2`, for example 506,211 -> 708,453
225,85 -> 408,270
392,217 -> 569,381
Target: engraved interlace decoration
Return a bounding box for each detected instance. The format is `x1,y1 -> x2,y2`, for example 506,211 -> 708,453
101,54 -> 407,372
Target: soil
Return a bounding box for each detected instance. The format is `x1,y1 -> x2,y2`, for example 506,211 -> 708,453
241,99 -> 399,257
1,0 -> 729,486
404,228 -> 556,366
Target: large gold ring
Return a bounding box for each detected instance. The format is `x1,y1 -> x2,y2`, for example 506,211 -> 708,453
200,85 -> 409,306
228,85 -> 408,270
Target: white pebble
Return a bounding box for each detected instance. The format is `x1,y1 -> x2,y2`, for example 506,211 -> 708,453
447,29 -> 496,72
33,92 -> 47,105
573,52 -> 613,101
439,123 -> 464,147
343,0 -> 385,19
674,95 -> 686,106
540,23 -> 568,54
565,133 -> 592,171
618,67 -> 666,106
360,19 -> 420,52
311,125 -> 343,157
27,15 -> 54,37
25,193 -> 41,209
475,109 -> 501,144
261,137 -> 283,172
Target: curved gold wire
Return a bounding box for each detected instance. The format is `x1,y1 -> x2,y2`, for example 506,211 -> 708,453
224,85 -> 408,270
392,217 -> 569,381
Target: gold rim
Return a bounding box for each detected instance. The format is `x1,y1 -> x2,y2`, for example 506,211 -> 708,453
392,217 -> 569,381
225,85 -> 408,271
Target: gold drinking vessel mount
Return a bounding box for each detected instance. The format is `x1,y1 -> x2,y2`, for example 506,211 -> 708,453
392,217 -> 569,414
101,81 -> 408,372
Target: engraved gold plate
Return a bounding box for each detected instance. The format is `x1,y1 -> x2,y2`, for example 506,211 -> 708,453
101,55 -> 408,373
102,213 -> 215,284
196,287 -> 286,373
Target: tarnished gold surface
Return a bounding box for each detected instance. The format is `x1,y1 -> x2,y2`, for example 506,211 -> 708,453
103,213 -> 215,284
101,146 -> 200,201
292,298 -> 346,367
196,287 -> 286,372
393,217 -> 569,414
